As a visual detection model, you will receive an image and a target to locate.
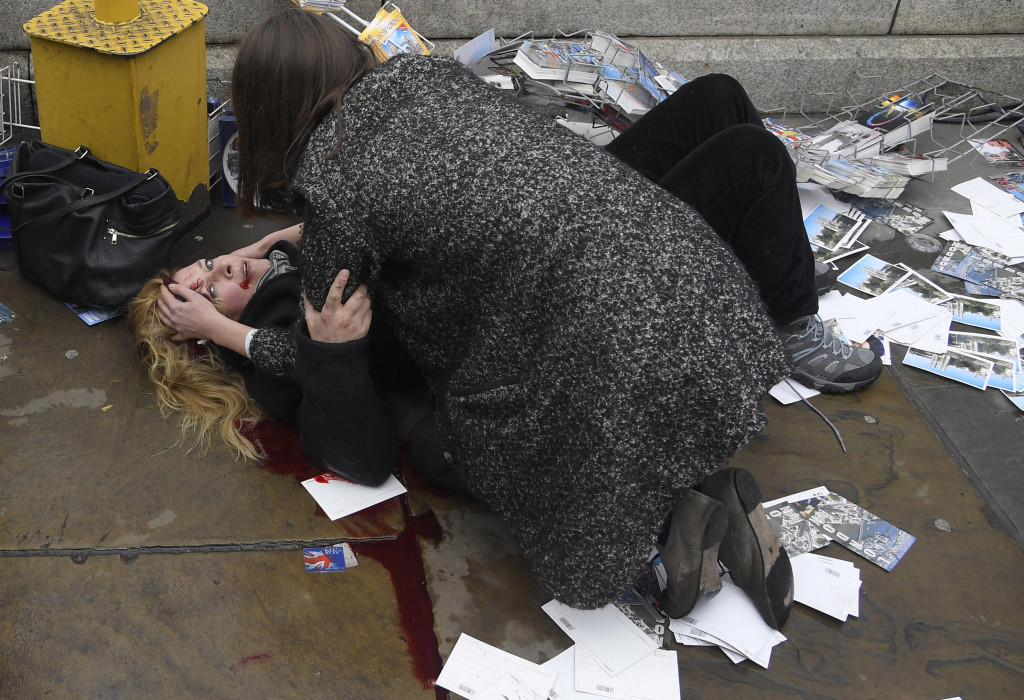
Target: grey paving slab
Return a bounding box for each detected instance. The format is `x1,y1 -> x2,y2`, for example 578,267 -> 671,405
0,209 -> 404,552
0,549 -> 434,698
893,0 -> 1024,34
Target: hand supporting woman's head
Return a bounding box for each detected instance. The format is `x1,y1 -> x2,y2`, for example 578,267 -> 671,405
127,272 -> 265,461
232,7 -> 378,217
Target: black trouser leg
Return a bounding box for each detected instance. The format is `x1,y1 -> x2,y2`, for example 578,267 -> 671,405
606,74 -> 817,325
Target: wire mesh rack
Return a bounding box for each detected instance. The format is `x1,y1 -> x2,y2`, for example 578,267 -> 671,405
0,62 -> 40,146
762,71 -> 1024,171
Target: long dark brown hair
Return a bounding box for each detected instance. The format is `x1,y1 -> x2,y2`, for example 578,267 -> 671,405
231,7 -> 377,217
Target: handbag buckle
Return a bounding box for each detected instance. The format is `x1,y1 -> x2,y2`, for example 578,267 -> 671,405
74,146 -> 89,160
144,169 -> 159,180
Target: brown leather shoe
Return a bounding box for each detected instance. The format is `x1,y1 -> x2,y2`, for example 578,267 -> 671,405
658,489 -> 728,619
696,467 -> 794,630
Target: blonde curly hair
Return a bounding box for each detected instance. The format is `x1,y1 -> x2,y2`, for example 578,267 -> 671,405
127,274 -> 266,461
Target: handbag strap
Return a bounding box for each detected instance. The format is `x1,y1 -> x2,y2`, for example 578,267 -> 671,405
7,168 -> 162,233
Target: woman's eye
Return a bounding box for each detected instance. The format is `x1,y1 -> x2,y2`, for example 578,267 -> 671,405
204,259 -> 213,270
208,284 -> 216,298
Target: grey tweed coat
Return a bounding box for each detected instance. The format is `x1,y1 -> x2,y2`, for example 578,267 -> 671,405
251,54 -> 791,609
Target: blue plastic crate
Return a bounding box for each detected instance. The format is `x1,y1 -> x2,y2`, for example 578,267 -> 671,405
1,144 -> 15,251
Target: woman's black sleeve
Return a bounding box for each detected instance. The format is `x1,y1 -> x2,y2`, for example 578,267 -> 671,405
293,330 -> 399,487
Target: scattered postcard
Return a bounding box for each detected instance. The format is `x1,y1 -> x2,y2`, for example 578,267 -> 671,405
541,648 -> 591,700
300,473 -> 407,521
884,307 -> 952,353
813,241 -> 869,266
0,301 -> 17,328
790,553 -> 861,622
947,331 -> 1020,370
970,138 -> 1024,167
787,490 -> 916,571
886,266 -> 953,304
541,599 -> 659,678
670,576 -> 787,668
436,634 -> 556,700
975,354 -> 1018,392
838,254 -> 910,296
763,485 -> 833,556
803,204 -> 869,252
303,543 -> 358,572
65,302 -> 121,325
903,346 -> 993,390
768,377 -> 820,405
991,172 -> 1024,203
574,646 -> 681,700
1002,388 -> 1024,411
876,288 -> 947,334
942,293 -> 1003,332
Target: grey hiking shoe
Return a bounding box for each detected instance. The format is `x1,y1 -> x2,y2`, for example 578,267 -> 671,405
780,314 -> 882,394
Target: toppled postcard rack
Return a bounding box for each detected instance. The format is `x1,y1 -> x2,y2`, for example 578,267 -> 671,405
1,62 -> 40,146
763,72 -> 1024,174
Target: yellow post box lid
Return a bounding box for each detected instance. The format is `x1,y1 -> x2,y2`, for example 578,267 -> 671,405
24,0 -> 209,56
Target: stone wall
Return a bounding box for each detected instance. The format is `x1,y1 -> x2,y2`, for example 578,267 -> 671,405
2,0 -> 1023,113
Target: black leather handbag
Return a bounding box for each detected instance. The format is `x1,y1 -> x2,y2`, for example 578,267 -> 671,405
0,140 -> 182,310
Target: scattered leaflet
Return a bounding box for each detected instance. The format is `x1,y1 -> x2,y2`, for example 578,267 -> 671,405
300,472 -> 407,520
787,490 -> 916,570
669,576 -> 787,668
435,633 -> 557,700
790,553 -> 862,621
66,302 -> 120,325
932,242 -> 1024,302
541,599 -> 659,677
303,543 -> 358,572
970,138 -> 1024,167
0,301 -> 16,328
991,172 -> 1024,203
763,485 -> 833,556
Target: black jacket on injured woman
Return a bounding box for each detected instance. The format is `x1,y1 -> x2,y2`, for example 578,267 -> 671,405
219,240 -> 425,488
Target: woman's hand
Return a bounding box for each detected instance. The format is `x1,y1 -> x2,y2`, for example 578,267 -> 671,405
157,282 -> 226,342
303,269 -> 372,344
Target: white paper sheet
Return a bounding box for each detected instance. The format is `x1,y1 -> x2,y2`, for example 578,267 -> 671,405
951,177 -> 1024,218
574,647 -> 681,700
668,577 -> 786,668
542,600 -> 659,678
435,634 -> 557,700
300,473 -> 407,521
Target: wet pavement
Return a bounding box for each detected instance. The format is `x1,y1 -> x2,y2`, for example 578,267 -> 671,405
2,118 -> 1024,697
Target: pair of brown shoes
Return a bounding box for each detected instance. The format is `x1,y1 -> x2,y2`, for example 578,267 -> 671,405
659,467 -> 794,631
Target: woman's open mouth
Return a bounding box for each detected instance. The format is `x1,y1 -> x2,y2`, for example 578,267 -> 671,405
240,261 -> 250,290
